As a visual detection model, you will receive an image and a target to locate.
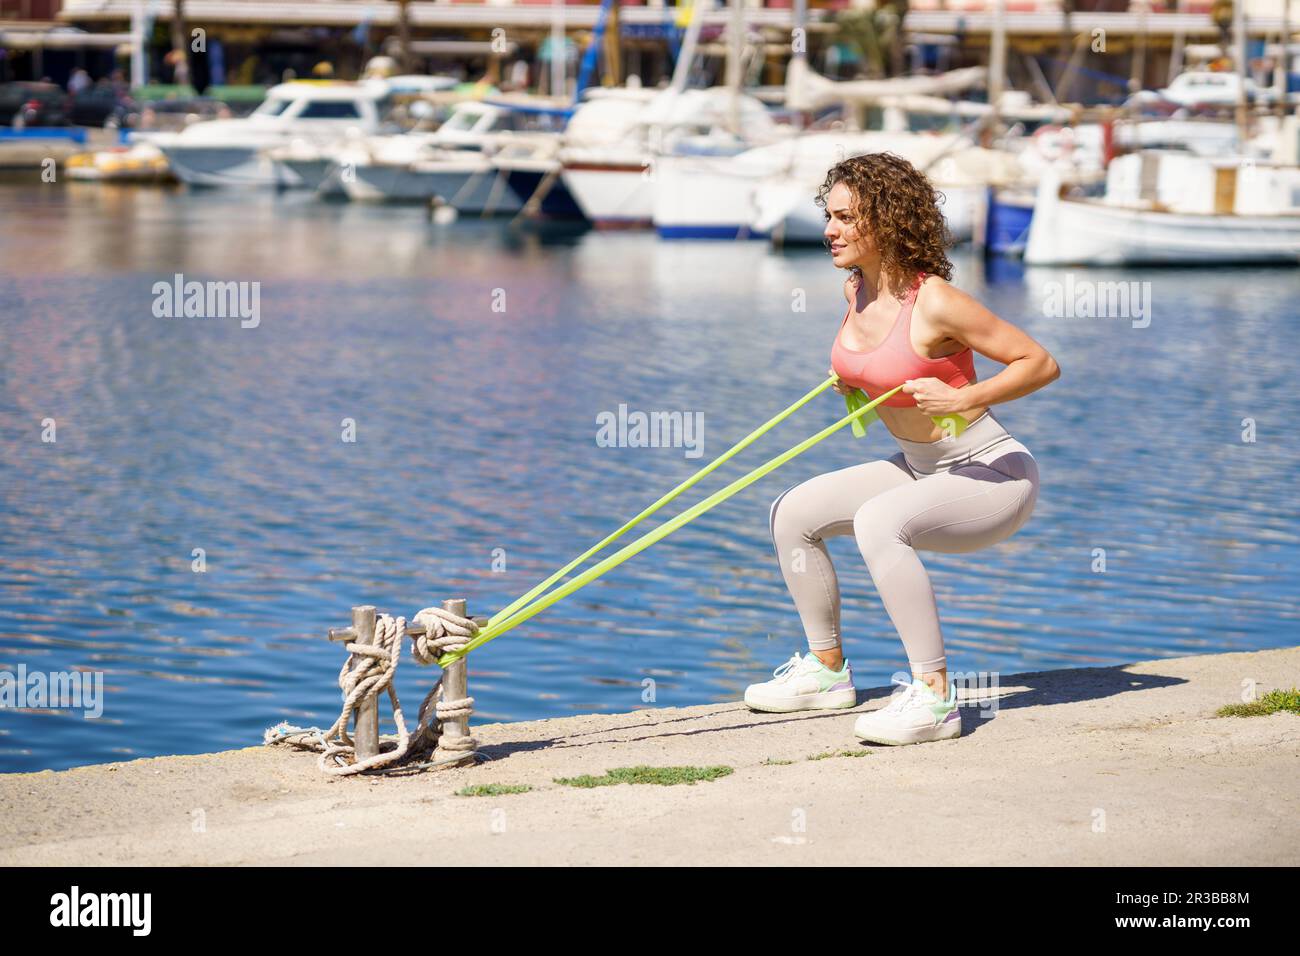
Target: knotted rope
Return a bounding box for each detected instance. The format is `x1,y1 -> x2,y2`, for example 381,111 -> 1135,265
410,605 -> 477,664
264,606 -> 479,775
411,605 -> 477,755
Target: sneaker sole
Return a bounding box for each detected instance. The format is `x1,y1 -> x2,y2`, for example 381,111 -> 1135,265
853,718 -> 962,746
744,687 -> 858,713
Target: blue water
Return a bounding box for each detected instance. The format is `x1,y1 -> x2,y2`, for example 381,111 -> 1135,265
1,183 -> 1297,772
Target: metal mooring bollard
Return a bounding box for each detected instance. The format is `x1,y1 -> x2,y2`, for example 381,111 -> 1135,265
439,597 -> 472,750
326,605 -> 380,762
326,599 -> 479,765
350,605 -> 380,761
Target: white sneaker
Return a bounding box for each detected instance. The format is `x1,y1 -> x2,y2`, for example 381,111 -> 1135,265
744,651 -> 857,713
853,674 -> 962,745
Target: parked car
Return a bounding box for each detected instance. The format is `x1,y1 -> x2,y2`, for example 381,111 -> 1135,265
0,81 -> 68,127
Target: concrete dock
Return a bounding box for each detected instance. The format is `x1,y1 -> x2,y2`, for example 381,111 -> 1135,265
1,646 -> 1295,866
0,129 -> 119,171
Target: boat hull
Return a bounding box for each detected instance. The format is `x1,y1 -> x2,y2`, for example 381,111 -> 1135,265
274,157 -> 334,192
652,155 -> 769,240
560,161 -> 654,228
499,166 -> 585,219
984,187 -> 1036,257
409,164 -> 522,214
342,163 -> 443,202
157,145 -> 287,187
1025,179 -> 1300,265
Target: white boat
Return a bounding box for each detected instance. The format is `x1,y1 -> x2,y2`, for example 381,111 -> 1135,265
750,133 -> 1026,244
340,98 -> 566,209
152,80 -> 390,187
1115,119 -> 1241,157
561,86 -> 787,229
652,56 -> 1059,241
983,113 -> 1289,257
334,131 -> 445,201
267,136 -> 345,192
1155,70 -> 1283,109
409,148 -> 521,214
551,89 -> 659,227
1023,153 -> 1300,265
657,128 -> 1018,242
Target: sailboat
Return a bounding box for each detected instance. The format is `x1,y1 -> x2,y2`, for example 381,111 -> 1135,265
657,49 -> 1028,242
751,134 -> 1025,244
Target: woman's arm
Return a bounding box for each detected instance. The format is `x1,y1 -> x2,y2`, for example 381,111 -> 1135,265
909,279 -> 1060,414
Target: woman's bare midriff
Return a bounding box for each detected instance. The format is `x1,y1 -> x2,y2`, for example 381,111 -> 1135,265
876,389 -> 988,444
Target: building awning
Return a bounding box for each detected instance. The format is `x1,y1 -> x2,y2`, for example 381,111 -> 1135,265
55,1 -> 1298,38
0,27 -> 136,50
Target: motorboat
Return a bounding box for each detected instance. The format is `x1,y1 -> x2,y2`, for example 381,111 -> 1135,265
336,97 -> 569,209
151,80 -> 390,187
334,130 -> 445,201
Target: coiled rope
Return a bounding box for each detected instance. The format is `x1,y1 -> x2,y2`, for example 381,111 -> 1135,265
263,605 -> 479,776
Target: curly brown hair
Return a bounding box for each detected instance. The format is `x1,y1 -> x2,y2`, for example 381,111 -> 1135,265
815,151 -> 953,299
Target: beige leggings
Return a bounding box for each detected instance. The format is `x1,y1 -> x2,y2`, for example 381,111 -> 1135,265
767,409 -> 1038,671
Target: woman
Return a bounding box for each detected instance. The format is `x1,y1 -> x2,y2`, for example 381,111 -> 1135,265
743,152 -> 1060,746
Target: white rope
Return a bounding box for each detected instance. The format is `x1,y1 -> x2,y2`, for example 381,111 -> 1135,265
410,605 -> 478,663
264,607 -> 479,775
412,605 -> 478,754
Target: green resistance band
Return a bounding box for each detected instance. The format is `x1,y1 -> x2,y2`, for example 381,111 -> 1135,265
843,387 -> 970,440
437,380 -> 906,667
466,374 -> 841,655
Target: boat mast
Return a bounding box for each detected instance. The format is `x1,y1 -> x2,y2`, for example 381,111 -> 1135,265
1169,0 -> 1187,84
670,0 -> 708,93
792,0 -> 807,131
1278,0 -> 1293,118
1233,0 -> 1248,144
551,0 -> 566,98
131,0 -> 150,89
1131,0 -> 1149,95
727,0 -> 745,136
988,0 -> 1007,142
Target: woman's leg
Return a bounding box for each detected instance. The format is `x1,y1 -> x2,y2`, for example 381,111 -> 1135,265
769,453 -> 916,663
850,449 -> 1039,690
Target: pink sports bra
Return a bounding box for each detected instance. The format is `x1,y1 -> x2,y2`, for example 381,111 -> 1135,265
830,271 -> 975,409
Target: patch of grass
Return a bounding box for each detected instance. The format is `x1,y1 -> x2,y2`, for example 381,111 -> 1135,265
1215,687 -> 1300,718
553,765 -> 733,788
456,783 -> 533,797
808,749 -> 871,761
762,758 -> 794,766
